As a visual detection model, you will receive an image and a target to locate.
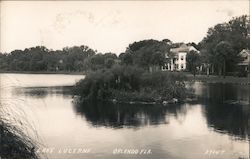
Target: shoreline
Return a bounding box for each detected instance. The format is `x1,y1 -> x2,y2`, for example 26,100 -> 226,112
1,71 -> 249,84
186,74 -> 250,84
0,71 -> 85,75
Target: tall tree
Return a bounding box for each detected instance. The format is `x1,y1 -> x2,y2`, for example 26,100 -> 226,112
214,41 -> 234,78
124,39 -> 171,71
186,50 -> 201,77
199,15 -> 249,75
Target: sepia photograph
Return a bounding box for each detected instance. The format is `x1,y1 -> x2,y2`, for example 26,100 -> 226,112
0,0 -> 249,159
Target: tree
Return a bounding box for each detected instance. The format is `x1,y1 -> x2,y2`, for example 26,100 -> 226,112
199,49 -> 211,76
119,53 -> 133,65
199,15 -> 249,75
124,39 -> 171,71
186,50 -> 201,77
214,41 -> 234,78
0,45 -> 96,72
83,53 -> 117,71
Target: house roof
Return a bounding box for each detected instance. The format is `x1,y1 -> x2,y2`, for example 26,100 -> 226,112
238,49 -> 250,66
239,49 -> 250,56
170,44 -> 198,53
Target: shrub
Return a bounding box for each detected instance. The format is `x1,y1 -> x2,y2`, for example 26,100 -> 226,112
74,66 -> 188,102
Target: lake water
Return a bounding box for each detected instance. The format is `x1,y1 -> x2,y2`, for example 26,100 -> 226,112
0,73 -> 249,159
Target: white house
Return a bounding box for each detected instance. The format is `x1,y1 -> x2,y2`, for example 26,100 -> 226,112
238,49 -> 250,72
162,44 -> 199,71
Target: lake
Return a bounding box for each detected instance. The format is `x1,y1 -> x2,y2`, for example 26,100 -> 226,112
0,73 -> 249,159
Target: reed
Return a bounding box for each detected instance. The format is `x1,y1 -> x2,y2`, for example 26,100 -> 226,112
0,99 -> 41,159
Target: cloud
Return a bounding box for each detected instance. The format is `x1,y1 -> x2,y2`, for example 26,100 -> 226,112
51,10 -> 122,33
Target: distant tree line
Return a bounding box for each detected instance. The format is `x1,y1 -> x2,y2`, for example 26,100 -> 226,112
0,45 -> 118,72
0,15 -> 248,77
0,39 -> 173,73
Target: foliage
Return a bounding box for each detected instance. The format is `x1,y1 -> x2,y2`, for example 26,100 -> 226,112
0,101 -> 40,159
214,41 -> 234,77
186,50 -> 201,76
74,65 -> 187,102
0,45 -> 95,72
0,122 -> 39,159
84,53 -> 118,71
119,53 -> 133,65
122,39 -> 171,71
74,65 -> 144,100
199,15 -> 249,75
0,45 -> 120,72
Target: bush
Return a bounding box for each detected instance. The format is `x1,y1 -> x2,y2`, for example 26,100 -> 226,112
74,66 -> 188,103
140,71 -> 187,100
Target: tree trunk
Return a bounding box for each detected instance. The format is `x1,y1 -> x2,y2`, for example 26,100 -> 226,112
223,60 -> 226,79
193,66 -> 196,77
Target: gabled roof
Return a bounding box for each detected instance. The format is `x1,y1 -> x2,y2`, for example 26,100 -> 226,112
239,49 -> 250,56
170,44 -> 198,53
238,49 -> 250,66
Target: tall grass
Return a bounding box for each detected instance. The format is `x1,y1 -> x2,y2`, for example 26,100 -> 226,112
0,99 -> 40,159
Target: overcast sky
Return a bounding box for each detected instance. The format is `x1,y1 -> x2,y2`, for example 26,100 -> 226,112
0,1 -> 249,54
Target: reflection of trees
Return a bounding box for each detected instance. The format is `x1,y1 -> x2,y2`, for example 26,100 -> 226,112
73,101 -> 188,128
196,83 -> 249,140
13,86 -> 73,98
203,101 -> 248,140
196,83 -> 250,104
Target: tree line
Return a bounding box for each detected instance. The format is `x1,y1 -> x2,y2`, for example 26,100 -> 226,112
0,45 -> 118,72
0,39 -> 180,73
198,15 -> 249,77
0,15 -> 249,76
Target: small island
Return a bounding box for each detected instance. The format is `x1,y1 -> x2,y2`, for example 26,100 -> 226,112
73,65 -> 189,105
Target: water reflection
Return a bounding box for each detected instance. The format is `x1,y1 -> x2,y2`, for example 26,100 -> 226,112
73,101 -> 190,129
15,84 -> 249,141
13,86 -> 73,98
12,83 -> 249,141
1,73 -> 248,159
194,82 -> 250,104
203,101 -> 249,141
73,99 -> 248,141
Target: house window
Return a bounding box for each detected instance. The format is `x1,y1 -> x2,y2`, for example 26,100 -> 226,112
180,56 -> 184,60
166,64 -> 169,70
181,64 -> 184,69
162,64 -> 168,70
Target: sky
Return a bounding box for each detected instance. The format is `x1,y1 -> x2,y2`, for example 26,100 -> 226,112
0,1 -> 249,54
